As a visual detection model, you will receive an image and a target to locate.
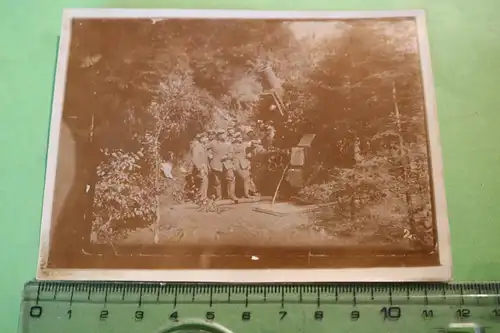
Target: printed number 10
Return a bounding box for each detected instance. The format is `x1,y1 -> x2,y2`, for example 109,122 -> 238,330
380,307 -> 401,320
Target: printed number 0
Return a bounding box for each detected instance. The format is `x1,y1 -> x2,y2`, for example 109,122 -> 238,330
29,306 -> 43,318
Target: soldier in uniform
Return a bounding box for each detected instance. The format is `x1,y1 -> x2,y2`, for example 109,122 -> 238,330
190,133 -> 209,200
207,129 -> 238,202
262,122 -> 276,149
207,129 -> 216,143
226,127 -> 236,145
248,139 -> 265,196
232,132 -> 253,198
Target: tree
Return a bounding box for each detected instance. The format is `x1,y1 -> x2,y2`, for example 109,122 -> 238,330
294,18 -> 433,248
68,19 -> 299,239
64,17 -> 434,247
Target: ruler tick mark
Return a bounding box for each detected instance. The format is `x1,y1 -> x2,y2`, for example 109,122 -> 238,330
370,288 -> 374,301
69,288 -> 74,307
335,287 -> 339,303
121,288 -> 126,301
496,285 -> 500,305
406,286 -> 410,301
424,288 -> 429,306
209,288 -> 213,307
156,287 -> 160,302
281,288 -> 285,308
104,289 -> 108,307
87,288 -> 92,301
459,285 -> 464,306
245,286 -> 248,308
192,289 -> 196,302
353,290 -> 357,307
138,288 -> 143,307
317,289 -> 320,308
36,284 -> 41,305
389,288 -> 393,306
173,288 -> 178,308
245,287 -> 249,308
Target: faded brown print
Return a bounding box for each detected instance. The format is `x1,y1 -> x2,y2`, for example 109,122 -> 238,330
40,10 -> 450,280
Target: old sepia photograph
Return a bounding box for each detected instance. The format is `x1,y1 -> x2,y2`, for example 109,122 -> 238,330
37,9 -> 451,281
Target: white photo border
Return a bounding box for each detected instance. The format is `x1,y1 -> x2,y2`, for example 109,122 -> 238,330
37,8 -> 452,282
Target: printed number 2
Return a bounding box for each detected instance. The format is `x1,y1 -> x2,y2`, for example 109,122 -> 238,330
100,310 -> 109,321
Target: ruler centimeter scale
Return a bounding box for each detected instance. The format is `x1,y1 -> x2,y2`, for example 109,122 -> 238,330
19,281 -> 500,333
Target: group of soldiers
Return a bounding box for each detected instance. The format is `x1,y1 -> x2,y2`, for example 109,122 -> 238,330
189,127 -> 266,203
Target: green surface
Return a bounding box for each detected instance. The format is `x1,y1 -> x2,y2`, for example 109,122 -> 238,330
1,0 -> 500,332
19,282 -> 500,333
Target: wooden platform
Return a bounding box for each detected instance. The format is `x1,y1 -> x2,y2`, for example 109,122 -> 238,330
252,202 -> 327,217
166,196 -> 270,210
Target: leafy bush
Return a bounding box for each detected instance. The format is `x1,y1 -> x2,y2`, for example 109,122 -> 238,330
92,148 -> 157,241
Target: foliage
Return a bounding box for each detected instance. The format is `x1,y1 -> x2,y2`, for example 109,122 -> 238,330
65,18 -> 434,247
92,148 -> 156,241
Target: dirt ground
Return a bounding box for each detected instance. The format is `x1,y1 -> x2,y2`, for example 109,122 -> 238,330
116,198 -> 409,249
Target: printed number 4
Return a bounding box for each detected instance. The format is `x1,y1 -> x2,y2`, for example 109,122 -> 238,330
169,311 -> 179,322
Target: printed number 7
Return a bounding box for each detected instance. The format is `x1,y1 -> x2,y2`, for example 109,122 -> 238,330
279,311 -> 287,320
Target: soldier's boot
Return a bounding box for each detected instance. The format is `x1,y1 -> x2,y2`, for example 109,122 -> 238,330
227,180 -> 238,203
214,185 -> 222,200
248,178 -> 259,196
242,178 -> 252,198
